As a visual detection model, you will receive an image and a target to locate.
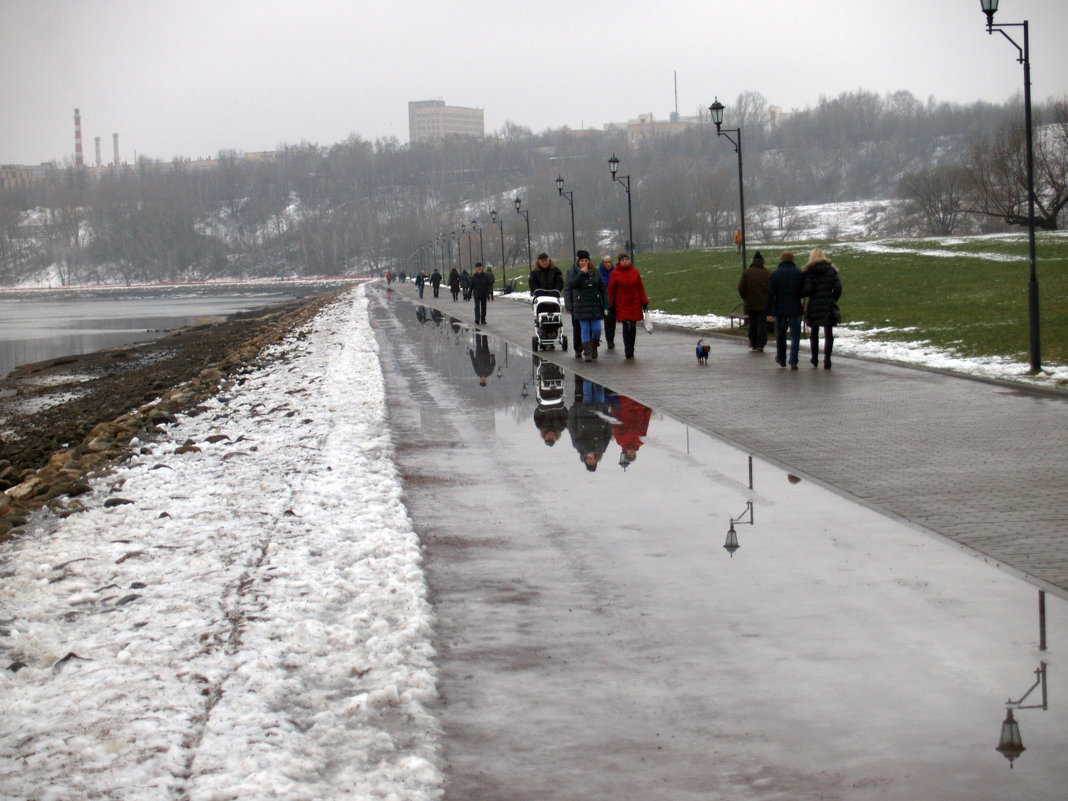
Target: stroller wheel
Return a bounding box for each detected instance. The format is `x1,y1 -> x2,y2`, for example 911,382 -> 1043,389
531,335 -> 540,351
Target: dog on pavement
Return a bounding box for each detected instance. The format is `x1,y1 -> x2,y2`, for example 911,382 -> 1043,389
696,339 -> 711,365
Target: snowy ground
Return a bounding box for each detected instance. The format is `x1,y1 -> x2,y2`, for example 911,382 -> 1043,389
0,286 -> 442,800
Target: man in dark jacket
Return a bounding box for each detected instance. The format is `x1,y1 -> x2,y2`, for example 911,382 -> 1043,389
765,251 -> 804,369
529,253 -> 564,293
738,251 -> 770,352
469,262 -> 492,325
430,268 -> 442,298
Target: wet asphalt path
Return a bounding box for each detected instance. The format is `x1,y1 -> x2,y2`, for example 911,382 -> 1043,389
379,280 -> 1068,600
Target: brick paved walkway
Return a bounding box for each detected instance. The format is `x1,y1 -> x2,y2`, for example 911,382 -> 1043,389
384,282 -> 1068,599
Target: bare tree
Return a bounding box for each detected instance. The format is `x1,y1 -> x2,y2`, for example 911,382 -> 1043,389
897,165 -> 970,235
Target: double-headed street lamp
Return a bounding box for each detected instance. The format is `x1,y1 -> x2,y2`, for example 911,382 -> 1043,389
709,97 -> 747,272
981,0 -> 1041,373
555,175 -> 577,266
490,209 -> 507,285
608,153 -> 635,263
514,197 -> 532,276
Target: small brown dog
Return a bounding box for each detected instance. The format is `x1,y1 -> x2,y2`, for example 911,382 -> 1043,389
696,339 -> 711,365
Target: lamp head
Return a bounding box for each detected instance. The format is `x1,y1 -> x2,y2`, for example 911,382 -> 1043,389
709,98 -> 725,130
555,175 -> 565,194
723,521 -> 740,556
608,153 -> 620,176
996,708 -> 1025,767
491,209 -> 497,222
514,196 -> 521,211
981,0 -> 998,28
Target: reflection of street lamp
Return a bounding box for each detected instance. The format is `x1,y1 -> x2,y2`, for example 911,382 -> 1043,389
723,501 -> 754,557
555,175 -> 576,266
996,661 -> 1048,768
490,209 -> 506,286
514,197 -> 532,276
981,0 -> 1041,372
608,153 -> 634,263
709,97 -> 747,272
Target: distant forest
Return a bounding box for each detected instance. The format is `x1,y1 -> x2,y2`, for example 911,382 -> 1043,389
1,89 -> 1066,286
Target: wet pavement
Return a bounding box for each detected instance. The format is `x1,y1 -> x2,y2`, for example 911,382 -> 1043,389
369,285 -> 1067,801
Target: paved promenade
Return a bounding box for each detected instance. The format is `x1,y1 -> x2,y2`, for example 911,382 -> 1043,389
387,282 -> 1068,599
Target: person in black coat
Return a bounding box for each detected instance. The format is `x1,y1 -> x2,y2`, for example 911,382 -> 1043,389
765,251 -> 805,369
568,377 -> 613,471
469,262 -> 493,324
801,247 -> 843,369
529,253 -> 564,293
567,250 -> 607,362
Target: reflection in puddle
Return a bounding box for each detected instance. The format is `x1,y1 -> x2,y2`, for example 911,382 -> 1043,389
372,287 -> 1068,794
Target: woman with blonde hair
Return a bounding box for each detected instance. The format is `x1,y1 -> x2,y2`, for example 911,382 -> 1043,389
800,247 -> 842,369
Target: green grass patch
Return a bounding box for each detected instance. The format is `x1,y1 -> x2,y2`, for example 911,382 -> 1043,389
636,233 -> 1068,366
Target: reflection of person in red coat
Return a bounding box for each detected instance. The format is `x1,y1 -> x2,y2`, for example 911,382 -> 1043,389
606,254 -> 649,360
614,395 -> 652,469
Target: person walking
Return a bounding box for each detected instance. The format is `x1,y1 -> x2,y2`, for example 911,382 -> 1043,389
468,332 -> 496,387
598,256 -> 617,350
614,393 -> 652,470
568,377 -> 614,472
448,267 -> 460,301
606,253 -> 648,360
737,251 -> 770,352
765,251 -> 804,370
568,250 -> 607,362
469,262 -> 492,325
415,269 -> 427,299
460,268 -> 471,300
486,266 -> 496,301
529,252 -> 564,294
801,247 -> 843,369
430,268 -> 442,298
563,256 -> 584,360
734,228 -> 744,254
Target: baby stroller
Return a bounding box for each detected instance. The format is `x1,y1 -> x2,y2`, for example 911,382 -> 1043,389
531,289 -> 568,352
535,357 -> 566,407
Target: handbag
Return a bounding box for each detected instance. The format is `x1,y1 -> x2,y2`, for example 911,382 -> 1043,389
832,304 -> 842,324
643,313 -> 654,334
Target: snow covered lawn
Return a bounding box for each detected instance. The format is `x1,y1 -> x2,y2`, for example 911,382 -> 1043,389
0,287 -> 442,801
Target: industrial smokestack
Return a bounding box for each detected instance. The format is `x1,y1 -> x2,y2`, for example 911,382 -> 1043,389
113,133 -> 119,166
74,108 -> 84,167
95,136 -> 102,167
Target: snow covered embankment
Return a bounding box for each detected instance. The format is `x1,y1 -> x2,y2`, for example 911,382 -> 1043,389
0,287 -> 443,801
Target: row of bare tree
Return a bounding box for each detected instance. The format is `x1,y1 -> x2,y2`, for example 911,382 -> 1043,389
1,89 -> 1064,285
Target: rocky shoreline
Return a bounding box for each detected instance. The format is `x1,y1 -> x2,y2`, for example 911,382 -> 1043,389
0,285 -> 354,539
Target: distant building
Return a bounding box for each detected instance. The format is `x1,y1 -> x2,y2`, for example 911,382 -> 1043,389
0,164 -> 38,190
408,100 -> 484,143
624,112 -> 700,148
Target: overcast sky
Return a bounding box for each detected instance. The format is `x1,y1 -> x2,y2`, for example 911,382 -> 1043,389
2,0 -> 1067,166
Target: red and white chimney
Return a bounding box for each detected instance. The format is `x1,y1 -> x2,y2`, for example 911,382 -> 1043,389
74,108 -> 84,167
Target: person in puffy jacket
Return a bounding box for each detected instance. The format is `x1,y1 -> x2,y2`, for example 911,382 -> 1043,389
598,256 -> 617,350
606,253 -> 648,360
801,247 -> 843,370
765,251 -> 804,369
567,250 -> 606,362
529,253 -> 564,293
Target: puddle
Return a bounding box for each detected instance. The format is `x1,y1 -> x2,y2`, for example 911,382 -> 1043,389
374,288 -> 1067,797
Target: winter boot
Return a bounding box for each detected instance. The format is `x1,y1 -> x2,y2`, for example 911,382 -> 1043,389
582,342 -> 593,362
591,339 -> 600,360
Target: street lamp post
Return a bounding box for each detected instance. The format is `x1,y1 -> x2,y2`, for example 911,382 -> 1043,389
514,197 -> 532,277
608,153 -> 635,263
490,209 -> 507,286
472,218 -> 484,266
709,98 -> 748,272
451,231 -> 458,272
555,175 -> 577,266
981,0 -> 1041,373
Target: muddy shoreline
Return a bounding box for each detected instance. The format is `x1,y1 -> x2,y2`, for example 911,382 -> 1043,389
0,286 -> 353,538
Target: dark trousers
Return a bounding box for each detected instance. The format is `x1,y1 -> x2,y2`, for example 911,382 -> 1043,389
746,310 -> 768,350
473,296 -> 487,324
775,315 -> 802,366
432,285 -> 440,298
810,324 -> 834,365
621,320 -> 638,357
603,312 -> 617,346
571,315 -> 582,355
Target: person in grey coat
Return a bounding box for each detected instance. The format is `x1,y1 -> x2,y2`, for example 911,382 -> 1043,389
801,247 -> 843,369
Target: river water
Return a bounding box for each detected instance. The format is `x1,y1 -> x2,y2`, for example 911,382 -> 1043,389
0,281 -> 351,379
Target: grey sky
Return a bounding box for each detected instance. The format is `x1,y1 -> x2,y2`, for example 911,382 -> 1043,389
2,0 -> 1067,166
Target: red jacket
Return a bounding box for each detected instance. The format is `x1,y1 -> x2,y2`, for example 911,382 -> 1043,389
607,262 -> 648,322
614,396 -> 652,451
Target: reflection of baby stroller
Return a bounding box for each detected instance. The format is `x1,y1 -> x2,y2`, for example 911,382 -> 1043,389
535,357 -> 566,407
531,289 -> 568,352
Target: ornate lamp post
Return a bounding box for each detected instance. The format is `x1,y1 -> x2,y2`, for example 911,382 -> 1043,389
709,97 -> 747,272
996,661 -> 1048,768
514,197 -> 532,276
981,0 -> 1041,373
452,230 -> 460,272
471,218 -> 484,266
608,153 -> 635,263
555,175 -> 577,266
490,209 -> 507,286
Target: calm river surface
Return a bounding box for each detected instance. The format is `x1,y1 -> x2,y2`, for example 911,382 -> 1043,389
0,281 -> 351,379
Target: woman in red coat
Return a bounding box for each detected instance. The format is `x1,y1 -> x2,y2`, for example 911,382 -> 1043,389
614,394 -> 652,468
606,253 -> 649,359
